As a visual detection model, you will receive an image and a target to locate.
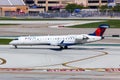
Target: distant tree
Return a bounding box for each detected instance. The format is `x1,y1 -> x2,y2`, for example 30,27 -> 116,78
99,4 -> 120,12
65,3 -> 83,13
113,4 -> 120,12
99,5 -> 108,12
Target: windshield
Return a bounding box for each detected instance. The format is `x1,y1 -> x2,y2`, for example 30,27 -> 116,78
14,38 -> 19,40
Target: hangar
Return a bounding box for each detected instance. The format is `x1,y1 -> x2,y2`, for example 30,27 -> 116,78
0,0 -> 28,16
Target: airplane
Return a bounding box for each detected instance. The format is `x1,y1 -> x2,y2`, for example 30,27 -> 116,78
9,24 -> 109,49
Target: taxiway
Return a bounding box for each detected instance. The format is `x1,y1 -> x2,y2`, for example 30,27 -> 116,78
0,44 -> 119,69
0,44 -> 120,80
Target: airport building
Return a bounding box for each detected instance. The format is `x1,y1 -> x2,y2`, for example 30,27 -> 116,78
23,0 -> 75,12
75,0 -> 120,8
0,0 -> 28,16
115,0 -> 120,4
0,0 -> 119,16
75,0 -> 108,8
23,0 -> 109,12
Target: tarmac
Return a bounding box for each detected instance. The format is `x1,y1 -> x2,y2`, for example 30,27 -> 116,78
0,44 -> 120,80
0,20 -> 108,36
0,20 -> 120,80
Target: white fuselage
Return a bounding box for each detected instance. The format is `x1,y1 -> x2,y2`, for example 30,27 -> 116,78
9,34 -> 102,47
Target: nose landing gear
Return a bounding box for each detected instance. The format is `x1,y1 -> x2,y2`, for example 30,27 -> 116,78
14,45 -> 17,48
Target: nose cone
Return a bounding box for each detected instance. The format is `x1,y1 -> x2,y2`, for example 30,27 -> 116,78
9,41 -> 13,45
9,40 -> 16,45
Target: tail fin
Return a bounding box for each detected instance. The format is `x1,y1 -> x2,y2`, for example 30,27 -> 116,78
89,24 -> 110,36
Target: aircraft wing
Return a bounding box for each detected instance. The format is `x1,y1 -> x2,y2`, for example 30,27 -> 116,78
49,40 -> 64,46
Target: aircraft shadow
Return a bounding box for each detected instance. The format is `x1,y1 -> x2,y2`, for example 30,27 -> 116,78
67,47 -> 105,50
11,47 -> 105,51
50,48 -> 105,51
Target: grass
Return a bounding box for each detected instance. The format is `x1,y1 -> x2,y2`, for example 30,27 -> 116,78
0,24 -> 18,26
0,39 -> 12,45
0,17 -> 120,28
68,20 -> 120,28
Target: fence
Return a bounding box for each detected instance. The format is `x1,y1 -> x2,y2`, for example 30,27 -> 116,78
3,11 -> 120,18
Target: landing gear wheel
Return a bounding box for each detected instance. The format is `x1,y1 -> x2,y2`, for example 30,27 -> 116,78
64,46 -> 68,49
60,46 -> 63,50
14,45 -> 17,48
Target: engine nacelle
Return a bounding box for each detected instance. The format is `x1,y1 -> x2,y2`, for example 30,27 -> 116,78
75,35 -> 89,43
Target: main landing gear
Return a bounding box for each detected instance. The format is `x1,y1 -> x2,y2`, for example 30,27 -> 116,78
60,46 -> 68,49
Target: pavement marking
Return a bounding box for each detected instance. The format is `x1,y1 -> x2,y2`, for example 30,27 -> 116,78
30,51 -> 109,70
62,51 -> 109,69
0,58 -> 7,65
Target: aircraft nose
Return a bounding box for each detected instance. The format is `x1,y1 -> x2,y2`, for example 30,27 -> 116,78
9,40 -> 16,45
9,41 -> 13,45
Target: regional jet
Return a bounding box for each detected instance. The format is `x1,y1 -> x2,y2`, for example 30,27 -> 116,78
9,24 -> 109,49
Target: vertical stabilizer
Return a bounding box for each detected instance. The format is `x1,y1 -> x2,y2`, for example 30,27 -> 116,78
89,24 -> 110,36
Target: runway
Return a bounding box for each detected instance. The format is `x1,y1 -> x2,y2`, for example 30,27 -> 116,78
0,44 -> 120,80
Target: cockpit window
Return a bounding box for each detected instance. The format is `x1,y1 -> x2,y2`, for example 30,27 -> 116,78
14,38 -> 18,40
